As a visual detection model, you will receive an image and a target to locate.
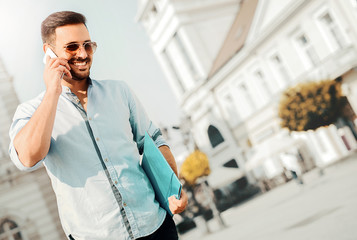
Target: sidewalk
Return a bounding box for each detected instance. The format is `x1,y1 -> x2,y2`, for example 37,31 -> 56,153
180,154 -> 357,240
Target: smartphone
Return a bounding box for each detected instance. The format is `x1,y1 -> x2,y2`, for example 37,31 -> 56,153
43,48 -> 66,79
43,48 -> 57,64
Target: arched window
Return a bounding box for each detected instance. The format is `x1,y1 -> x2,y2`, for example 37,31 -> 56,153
223,159 -> 239,168
208,125 -> 225,148
0,219 -> 23,240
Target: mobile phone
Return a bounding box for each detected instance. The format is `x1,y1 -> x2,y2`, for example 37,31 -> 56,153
43,48 -> 66,79
43,48 -> 57,64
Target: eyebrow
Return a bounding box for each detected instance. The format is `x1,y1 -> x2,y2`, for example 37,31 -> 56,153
64,40 -> 91,45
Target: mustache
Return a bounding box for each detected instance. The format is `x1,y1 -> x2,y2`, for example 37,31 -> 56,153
68,58 -> 89,64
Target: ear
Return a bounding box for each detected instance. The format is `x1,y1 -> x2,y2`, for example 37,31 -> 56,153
43,43 -> 51,54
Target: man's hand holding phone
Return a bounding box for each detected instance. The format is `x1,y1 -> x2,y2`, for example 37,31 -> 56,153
43,48 -> 72,96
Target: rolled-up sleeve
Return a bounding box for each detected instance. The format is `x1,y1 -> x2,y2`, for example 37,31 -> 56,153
8,103 -> 44,172
121,82 -> 169,153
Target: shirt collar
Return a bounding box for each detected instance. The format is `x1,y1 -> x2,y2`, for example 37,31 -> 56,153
61,77 -> 93,94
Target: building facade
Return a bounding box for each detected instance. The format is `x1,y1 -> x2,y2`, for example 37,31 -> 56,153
0,58 -> 65,239
137,0 -> 357,183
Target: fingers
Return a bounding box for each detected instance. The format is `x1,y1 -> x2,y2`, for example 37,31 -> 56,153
168,190 -> 188,214
43,56 -> 72,94
45,57 -> 72,79
168,196 -> 180,214
47,57 -> 71,72
57,65 -> 72,78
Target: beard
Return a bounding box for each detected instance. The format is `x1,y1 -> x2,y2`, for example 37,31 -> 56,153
68,57 -> 91,81
70,69 -> 91,81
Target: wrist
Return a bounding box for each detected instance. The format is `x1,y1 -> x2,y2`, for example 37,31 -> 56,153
44,87 -> 62,100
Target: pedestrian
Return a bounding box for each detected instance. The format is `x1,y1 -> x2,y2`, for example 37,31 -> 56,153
8,11 -> 187,240
280,152 -> 304,185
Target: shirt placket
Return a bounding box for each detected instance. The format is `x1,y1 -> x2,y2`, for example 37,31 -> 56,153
63,87 -> 136,240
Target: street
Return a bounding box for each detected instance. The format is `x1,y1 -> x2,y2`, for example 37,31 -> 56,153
180,154 -> 357,240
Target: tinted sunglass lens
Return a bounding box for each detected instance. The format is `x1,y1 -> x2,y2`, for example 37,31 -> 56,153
66,44 -> 80,52
85,43 -> 97,54
84,44 -> 93,54
65,42 -> 97,54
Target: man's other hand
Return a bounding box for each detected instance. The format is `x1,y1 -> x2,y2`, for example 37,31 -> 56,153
168,189 -> 188,214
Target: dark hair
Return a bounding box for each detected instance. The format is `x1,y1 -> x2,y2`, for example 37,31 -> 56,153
41,11 -> 87,44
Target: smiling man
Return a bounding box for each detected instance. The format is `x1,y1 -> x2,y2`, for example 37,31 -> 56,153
8,11 -> 187,240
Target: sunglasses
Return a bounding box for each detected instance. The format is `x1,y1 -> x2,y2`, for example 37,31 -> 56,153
64,41 -> 97,55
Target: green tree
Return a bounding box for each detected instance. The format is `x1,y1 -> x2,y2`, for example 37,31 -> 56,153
278,79 -> 345,131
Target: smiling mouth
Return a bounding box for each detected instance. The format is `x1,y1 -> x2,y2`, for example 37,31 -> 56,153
73,62 -> 87,66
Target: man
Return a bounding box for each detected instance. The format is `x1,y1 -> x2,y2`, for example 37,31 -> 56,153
9,11 -> 187,240
280,152 -> 304,185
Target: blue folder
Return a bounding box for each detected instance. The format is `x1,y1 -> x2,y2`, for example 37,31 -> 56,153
141,132 -> 182,216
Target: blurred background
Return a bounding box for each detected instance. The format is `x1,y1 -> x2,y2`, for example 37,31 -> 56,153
1,0 -> 357,239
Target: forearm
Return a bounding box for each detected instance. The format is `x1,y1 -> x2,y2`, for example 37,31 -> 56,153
13,91 -> 60,167
159,145 -> 178,177
160,145 -> 188,213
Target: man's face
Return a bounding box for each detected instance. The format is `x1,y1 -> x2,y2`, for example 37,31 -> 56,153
53,23 -> 93,81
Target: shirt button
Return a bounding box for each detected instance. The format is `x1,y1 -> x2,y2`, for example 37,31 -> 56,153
96,137 -> 100,141
114,181 -> 118,184
104,158 -> 108,162
123,203 -> 127,207
89,117 -> 92,121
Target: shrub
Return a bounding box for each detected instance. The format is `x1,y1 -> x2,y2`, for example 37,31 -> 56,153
180,150 -> 211,185
278,79 -> 345,131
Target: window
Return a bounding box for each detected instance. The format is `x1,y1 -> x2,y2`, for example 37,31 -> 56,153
208,125 -> 224,148
223,159 -> 239,168
251,69 -> 272,105
297,34 -> 319,65
173,33 -> 198,81
0,219 -> 23,240
221,93 -> 241,126
236,82 -> 255,118
162,49 -> 186,93
318,12 -> 346,51
166,36 -> 195,89
295,33 -> 319,68
270,53 -> 291,86
255,70 -> 272,95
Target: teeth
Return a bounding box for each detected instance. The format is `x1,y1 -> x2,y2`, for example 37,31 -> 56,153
74,62 -> 86,66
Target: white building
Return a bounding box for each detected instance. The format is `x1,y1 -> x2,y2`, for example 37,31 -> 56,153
0,58 -> 65,239
137,0 -> 357,183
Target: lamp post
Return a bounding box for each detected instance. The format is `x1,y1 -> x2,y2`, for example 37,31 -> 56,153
172,115 -> 194,152
172,115 -> 226,232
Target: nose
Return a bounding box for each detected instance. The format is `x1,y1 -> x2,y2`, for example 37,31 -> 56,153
76,45 -> 88,59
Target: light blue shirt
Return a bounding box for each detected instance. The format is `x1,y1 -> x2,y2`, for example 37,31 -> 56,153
9,79 -> 167,240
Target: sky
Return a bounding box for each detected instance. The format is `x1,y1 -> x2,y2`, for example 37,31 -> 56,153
0,0 -> 181,128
